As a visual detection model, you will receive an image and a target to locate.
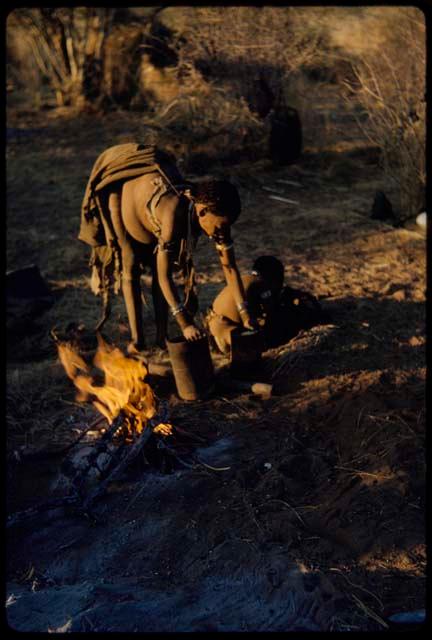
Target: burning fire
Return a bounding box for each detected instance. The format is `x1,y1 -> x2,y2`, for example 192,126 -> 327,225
57,336 -> 172,437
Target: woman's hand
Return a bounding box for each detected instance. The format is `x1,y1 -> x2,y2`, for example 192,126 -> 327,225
127,341 -> 148,364
240,311 -> 259,332
183,324 -> 204,341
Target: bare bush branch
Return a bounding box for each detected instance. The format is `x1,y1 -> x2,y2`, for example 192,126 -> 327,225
8,8 -> 116,108
345,8 -> 425,217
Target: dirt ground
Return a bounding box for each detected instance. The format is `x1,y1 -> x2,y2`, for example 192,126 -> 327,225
6,105 -> 426,632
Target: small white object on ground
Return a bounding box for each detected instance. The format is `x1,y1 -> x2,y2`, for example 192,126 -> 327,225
416,212 -> 426,229
262,185 -> 284,194
268,195 -> 300,205
276,179 -> 303,188
6,594 -> 20,607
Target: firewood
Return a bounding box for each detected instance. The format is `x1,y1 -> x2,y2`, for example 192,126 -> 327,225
147,362 -> 172,377
82,424 -> 155,511
63,413 -> 126,494
81,401 -> 171,510
7,406 -> 173,526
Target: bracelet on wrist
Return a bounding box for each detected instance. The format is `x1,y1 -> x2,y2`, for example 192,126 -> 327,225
215,242 -> 234,251
237,301 -> 248,313
175,310 -> 191,330
171,303 -> 185,317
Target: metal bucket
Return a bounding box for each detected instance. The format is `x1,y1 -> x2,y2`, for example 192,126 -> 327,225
166,335 -> 215,401
230,329 -> 264,377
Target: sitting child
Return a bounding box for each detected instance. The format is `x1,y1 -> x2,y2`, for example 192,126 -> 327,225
206,255 -> 330,354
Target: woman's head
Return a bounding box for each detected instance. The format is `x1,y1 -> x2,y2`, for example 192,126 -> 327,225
190,180 -> 241,238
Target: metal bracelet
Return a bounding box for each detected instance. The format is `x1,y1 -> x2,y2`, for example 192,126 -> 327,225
171,304 -> 185,317
237,301 -> 248,313
215,242 -> 234,251
158,239 -> 177,253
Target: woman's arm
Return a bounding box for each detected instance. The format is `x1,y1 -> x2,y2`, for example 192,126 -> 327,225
156,198 -> 203,340
216,242 -> 257,330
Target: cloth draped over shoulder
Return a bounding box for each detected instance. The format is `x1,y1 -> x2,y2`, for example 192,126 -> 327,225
78,143 -> 196,328
79,142 -> 185,247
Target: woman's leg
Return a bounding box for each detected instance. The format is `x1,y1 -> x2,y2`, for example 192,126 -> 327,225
151,252 -> 169,348
108,190 -> 145,352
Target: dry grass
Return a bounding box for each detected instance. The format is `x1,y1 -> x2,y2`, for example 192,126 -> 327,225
7,360 -> 76,449
341,8 -> 425,218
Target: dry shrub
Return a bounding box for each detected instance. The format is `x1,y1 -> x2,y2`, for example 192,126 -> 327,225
343,8 -> 425,217
6,22 -> 43,108
175,7 -> 330,85
170,6 -> 334,120
148,62 -> 266,169
137,54 -> 181,107
7,8 -> 116,109
146,7 -> 336,166
6,8 -> 153,111
103,22 -> 143,108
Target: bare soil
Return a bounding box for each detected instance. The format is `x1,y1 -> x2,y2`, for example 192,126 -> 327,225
6,106 -> 426,632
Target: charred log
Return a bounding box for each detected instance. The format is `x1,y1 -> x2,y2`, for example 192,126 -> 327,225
7,406 -> 171,528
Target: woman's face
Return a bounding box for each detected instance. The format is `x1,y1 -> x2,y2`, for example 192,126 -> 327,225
196,207 -> 231,240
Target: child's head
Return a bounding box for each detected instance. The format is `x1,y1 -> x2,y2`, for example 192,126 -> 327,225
252,255 -> 284,291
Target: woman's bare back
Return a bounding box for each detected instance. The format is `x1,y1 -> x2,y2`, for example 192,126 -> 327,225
120,173 -> 162,244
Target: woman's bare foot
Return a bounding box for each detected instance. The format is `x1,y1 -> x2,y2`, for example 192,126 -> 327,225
127,341 -> 146,357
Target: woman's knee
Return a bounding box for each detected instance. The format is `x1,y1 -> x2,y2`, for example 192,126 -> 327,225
121,247 -> 141,282
208,317 -> 233,354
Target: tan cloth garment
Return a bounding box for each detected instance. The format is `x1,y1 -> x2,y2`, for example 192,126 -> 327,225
79,143 -> 184,247
79,143 -> 187,297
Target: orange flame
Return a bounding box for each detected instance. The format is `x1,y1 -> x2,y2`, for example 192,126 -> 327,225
57,336 -> 171,437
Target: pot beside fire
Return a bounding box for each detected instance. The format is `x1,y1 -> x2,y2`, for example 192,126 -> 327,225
166,335 -> 215,401
230,328 -> 264,378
